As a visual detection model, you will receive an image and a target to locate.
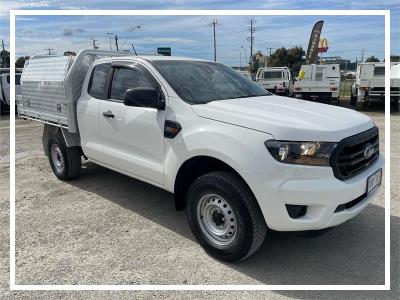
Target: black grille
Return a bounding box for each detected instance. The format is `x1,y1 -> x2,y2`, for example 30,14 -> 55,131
330,127 -> 379,180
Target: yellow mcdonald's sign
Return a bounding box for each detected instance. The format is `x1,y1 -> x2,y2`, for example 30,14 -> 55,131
318,38 -> 329,53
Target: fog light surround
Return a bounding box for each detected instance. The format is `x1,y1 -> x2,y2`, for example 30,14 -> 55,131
285,204 -> 307,219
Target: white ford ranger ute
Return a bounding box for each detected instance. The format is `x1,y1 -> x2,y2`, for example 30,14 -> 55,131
18,50 -> 383,262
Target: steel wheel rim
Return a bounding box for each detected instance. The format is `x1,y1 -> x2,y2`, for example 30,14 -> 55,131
51,144 -> 64,173
197,193 -> 237,248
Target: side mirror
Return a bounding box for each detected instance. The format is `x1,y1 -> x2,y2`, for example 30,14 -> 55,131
124,87 -> 165,110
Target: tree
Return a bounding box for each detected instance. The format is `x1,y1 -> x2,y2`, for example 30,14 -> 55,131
365,56 -> 380,62
390,55 -> 400,62
286,46 -> 305,72
267,46 -> 305,73
15,56 -> 30,68
250,50 -> 264,73
0,50 -> 10,67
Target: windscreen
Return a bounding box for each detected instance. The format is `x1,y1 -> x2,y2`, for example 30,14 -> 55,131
373,66 -> 385,76
6,75 -> 21,85
151,60 -> 270,104
263,71 -> 282,80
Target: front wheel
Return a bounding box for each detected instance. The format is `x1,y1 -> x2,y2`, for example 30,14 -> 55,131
186,171 -> 267,262
48,135 -> 81,180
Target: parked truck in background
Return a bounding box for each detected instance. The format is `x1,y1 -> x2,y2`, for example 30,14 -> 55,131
351,62 -> 385,110
238,70 -> 254,81
293,64 -> 340,105
18,50 -> 383,262
350,62 -> 400,111
0,71 -> 22,115
390,63 -> 400,111
256,67 -> 293,96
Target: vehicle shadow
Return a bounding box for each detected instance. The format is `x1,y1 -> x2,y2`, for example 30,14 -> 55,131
67,161 -> 396,289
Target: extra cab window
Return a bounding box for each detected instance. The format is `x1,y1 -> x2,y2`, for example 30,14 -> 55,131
88,64 -> 111,99
110,67 -> 155,101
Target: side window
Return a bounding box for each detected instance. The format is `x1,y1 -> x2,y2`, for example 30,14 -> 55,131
110,67 -> 156,101
88,64 -> 111,99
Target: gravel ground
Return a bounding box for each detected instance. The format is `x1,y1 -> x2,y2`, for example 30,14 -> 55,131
0,110 -> 399,299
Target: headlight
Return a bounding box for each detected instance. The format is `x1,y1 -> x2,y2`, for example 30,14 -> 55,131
265,140 -> 337,166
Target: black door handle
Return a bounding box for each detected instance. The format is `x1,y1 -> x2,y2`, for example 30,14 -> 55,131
103,111 -> 114,118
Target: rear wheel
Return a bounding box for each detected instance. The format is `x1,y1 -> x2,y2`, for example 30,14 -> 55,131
355,100 -> 365,111
350,94 -> 357,106
186,171 -> 267,262
48,134 -> 81,180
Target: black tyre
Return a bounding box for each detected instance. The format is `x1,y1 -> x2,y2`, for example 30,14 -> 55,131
0,101 -> 5,115
355,100 -> 365,111
186,171 -> 267,262
330,97 -> 339,105
48,134 -> 81,180
350,94 -> 357,106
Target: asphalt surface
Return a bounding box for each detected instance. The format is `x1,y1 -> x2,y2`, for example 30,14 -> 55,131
0,109 -> 399,299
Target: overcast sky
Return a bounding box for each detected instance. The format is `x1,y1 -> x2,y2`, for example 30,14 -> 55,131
0,0 -> 398,66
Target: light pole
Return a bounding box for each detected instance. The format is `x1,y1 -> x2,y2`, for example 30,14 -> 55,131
107,32 -> 114,51
240,46 -> 245,69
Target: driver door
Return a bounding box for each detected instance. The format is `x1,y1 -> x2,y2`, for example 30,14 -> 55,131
99,64 -> 166,185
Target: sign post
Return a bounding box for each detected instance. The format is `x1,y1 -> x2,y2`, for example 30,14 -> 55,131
157,47 -> 171,56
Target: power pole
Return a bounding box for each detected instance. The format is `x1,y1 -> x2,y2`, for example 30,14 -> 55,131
1,39 -> 7,67
209,19 -> 219,62
44,48 -> 54,55
106,32 -> 114,50
361,49 -> 365,62
247,19 -> 256,68
90,38 -> 98,49
115,34 -> 119,51
267,47 -> 275,56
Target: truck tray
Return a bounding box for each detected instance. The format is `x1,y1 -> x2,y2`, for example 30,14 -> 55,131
18,49 -> 132,133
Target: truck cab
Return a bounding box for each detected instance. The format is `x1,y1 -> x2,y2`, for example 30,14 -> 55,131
256,67 -> 293,96
293,64 -> 340,105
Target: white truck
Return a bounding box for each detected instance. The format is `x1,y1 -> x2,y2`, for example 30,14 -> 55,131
238,70 -> 254,81
18,50 -> 383,262
391,63 -> 400,111
256,67 -> 293,96
351,62 -> 400,111
0,71 -> 22,114
293,64 -> 340,105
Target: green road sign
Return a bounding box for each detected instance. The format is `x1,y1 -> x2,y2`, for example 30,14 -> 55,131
157,47 -> 171,56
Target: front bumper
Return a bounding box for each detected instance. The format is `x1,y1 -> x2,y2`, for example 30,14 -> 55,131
244,156 -> 384,231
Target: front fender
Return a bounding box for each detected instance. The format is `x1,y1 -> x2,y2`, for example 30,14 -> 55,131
163,118 -> 274,193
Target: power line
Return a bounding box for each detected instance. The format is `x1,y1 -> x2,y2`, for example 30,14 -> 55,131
120,24 -> 143,49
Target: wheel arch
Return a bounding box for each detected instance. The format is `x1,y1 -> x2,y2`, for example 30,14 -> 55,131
173,155 -> 258,213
